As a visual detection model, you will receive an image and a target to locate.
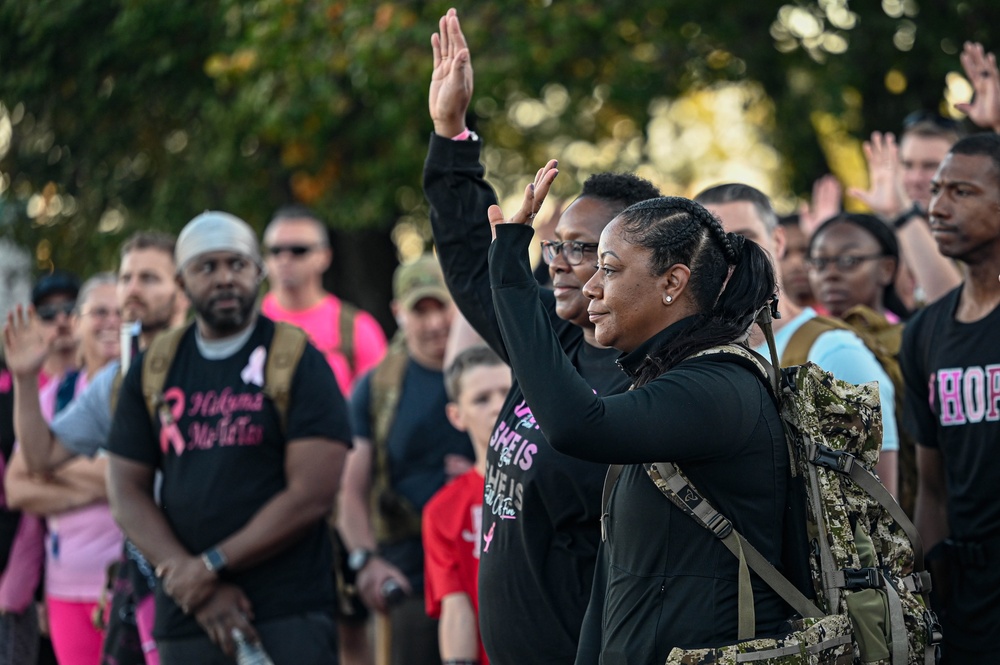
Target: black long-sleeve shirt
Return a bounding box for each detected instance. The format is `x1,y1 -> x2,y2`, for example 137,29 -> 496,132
424,134 -> 628,664
489,223 -> 794,665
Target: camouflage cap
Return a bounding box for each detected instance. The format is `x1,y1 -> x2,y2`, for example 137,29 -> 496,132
393,254 -> 451,311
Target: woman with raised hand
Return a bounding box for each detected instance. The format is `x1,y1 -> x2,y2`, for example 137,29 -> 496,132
486,165 -> 799,664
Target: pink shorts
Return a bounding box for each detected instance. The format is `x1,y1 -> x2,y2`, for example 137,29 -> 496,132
46,597 -> 102,665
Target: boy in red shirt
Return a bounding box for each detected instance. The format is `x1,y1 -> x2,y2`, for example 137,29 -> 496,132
422,347 -> 510,665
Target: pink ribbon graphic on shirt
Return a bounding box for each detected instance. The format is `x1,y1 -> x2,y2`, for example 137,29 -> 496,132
241,346 -> 267,387
158,387 -> 186,456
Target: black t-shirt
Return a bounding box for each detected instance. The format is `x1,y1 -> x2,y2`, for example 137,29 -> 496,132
107,316 -> 351,639
490,224 -> 793,664
350,358 -> 474,587
900,287 -> 1000,655
900,287 -> 1000,542
425,134 -> 630,663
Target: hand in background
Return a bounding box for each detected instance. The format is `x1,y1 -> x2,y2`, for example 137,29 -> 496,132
848,132 -> 910,221
956,41 -> 1000,133
798,174 -> 843,236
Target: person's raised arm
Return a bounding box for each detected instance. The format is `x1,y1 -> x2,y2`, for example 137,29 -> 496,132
956,41 -> 1000,134
429,8 -> 473,140
3,306 -> 79,474
848,132 -> 961,303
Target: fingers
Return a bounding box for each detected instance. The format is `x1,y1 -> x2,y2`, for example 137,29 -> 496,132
447,10 -> 467,54
430,33 -> 441,70
437,13 -> 449,58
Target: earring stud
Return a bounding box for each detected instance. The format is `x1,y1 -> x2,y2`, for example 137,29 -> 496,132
665,295 -> 673,304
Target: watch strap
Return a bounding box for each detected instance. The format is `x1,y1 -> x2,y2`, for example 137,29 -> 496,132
893,203 -> 924,230
201,547 -> 228,574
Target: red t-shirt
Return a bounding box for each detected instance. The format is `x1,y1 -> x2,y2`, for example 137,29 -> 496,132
422,470 -> 488,665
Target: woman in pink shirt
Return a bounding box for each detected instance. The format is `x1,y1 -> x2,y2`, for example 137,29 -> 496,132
5,274 -> 124,665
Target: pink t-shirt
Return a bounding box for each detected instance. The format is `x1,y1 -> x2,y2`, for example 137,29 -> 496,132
39,372 -> 124,601
261,293 -> 388,396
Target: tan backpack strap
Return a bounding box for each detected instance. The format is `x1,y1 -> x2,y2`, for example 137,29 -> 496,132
780,316 -> 846,368
263,322 -> 309,433
338,301 -> 359,376
109,370 -> 125,417
141,324 -> 192,420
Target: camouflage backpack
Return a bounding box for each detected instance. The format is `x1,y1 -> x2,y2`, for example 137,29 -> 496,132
617,307 -> 941,664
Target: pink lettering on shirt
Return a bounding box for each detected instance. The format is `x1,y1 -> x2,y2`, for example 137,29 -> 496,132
937,368 -> 965,426
963,366 -> 986,424
986,365 -> 1000,422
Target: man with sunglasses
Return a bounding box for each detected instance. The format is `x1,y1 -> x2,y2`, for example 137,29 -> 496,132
262,206 -> 387,397
423,11 -> 660,664
31,270 -> 81,390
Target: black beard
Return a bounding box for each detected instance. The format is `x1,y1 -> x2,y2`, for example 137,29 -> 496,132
193,292 -> 257,336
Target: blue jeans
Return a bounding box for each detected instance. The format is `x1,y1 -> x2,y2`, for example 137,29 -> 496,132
156,611 -> 337,665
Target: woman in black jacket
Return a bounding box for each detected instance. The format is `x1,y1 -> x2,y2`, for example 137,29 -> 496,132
487,166 -> 796,665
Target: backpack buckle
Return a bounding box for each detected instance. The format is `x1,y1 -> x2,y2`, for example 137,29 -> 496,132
841,567 -> 881,589
707,513 -> 733,539
810,445 -> 854,473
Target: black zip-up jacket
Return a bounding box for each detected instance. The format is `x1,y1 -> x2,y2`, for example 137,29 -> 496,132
489,223 -> 795,665
424,134 -> 629,664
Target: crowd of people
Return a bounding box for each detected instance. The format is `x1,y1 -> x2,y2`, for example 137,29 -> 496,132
0,8 -> 998,665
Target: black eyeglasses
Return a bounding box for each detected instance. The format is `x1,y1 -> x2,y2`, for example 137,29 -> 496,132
36,301 -> 76,322
805,254 -> 884,272
902,110 -> 961,131
266,244 -> 317,258
540,240 -> 599,266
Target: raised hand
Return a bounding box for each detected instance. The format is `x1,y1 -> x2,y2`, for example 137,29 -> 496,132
847,131 -> 910,221
3,305 -> 56,379
956,41 -> 1000,133
487,160 -> 559,239
798,174 -> 842,236
429,8 -> 474,138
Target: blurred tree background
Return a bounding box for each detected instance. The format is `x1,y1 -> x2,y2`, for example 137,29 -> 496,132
1,0 -> 998,330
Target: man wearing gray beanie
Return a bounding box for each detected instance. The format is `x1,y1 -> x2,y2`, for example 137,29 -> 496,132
106,211 -> 350,664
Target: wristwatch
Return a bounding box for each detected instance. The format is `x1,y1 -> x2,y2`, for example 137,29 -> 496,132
893,202 -> 925,230
348,548 -> 375,572
201,547 -> 228,574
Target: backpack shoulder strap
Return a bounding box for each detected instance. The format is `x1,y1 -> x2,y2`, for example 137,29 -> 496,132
781,315 -> 847,367
263,322 -> 309,433
337,300 -> 359,376
646,461 -> 824,625
141,324 -> 192,420
370,332 -> 408,447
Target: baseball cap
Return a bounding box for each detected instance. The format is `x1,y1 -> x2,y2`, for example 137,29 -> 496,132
393,255 -> 451,311
31,270 -> 81,307
175,211 -> 262,272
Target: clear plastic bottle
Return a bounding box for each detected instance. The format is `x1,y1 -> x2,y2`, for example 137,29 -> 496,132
232,628 -> 276,665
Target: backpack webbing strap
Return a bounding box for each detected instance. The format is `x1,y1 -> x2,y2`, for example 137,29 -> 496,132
810,443 -> 926,575
882,571 -> 909,665
600,464 -> 623,542
262,322 -> 309,433
338,301 -> 359,376
141,324 -> 192,420
368,333 -> 422,544
780,315 -> 847,368
648,462 -> 824,626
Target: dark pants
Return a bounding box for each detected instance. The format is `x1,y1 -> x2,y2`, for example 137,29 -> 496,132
388,595 -> 438,665
157,612 -> 337,665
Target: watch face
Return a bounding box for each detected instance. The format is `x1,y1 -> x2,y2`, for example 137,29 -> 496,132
349,549 -> 371,572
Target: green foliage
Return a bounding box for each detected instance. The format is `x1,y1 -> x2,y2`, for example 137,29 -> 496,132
2,0 -> 1000,281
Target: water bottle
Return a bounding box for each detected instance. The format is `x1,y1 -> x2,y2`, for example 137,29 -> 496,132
232,628 -> 275,665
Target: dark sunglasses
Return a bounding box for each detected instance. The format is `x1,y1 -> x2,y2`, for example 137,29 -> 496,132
902,110 -> 961,131
36,301 -> 76,322
266,244 -> 317,258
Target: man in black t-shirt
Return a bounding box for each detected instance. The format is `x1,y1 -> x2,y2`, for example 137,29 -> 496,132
106,211 -> 351,665
900,133 -> 1000,664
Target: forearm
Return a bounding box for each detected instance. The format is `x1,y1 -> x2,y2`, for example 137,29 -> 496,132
5,472 -> 99,515
217,483 -> 337,572
337,486 -> 377,551
424,134 -> 508,356
874,450 -> 898,500
897,222 -> 962,304
110,477 -> 190,568
439,593 -> 479,660
12,375 -> 75,474
915,470 -> 949,550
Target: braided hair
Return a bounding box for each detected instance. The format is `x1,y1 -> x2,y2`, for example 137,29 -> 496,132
615,196 -> 776,387
808,213 -> 910,320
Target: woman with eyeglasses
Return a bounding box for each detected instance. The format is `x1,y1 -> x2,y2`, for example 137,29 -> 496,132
5,273 -> 125,665
806,212 -> 916,514
485,164 -> 802,665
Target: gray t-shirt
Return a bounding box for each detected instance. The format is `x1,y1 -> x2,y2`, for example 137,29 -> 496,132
49,360 -> 120,457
